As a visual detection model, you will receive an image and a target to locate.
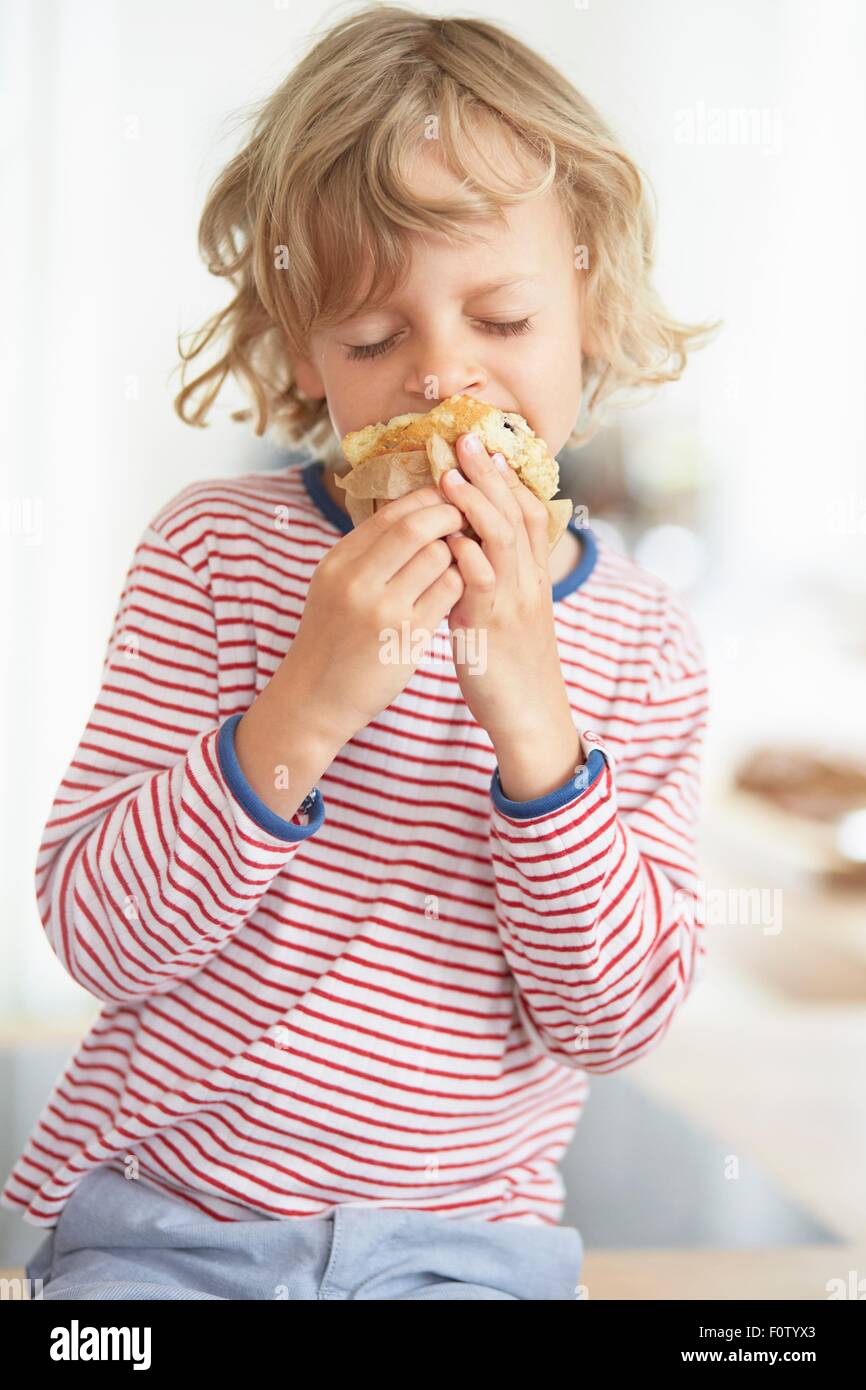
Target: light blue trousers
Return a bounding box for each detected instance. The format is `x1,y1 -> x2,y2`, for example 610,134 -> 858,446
25,1166 -> 583,1300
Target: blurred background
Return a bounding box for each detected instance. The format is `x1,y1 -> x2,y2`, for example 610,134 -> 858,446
2,0 -> 864,1297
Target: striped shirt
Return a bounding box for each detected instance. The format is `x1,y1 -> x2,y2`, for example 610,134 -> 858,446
1,459 -> 709,1229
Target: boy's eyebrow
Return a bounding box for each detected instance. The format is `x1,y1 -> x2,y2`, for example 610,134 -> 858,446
464,274 -> 546,297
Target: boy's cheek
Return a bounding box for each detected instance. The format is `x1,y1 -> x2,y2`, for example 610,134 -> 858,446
320,361 -> 404,439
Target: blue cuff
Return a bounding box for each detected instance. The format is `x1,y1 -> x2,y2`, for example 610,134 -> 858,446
216,713 -> 325,842
490,748 -> 606,820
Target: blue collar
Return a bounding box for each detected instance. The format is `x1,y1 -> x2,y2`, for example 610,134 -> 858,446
300,459 -> 597,602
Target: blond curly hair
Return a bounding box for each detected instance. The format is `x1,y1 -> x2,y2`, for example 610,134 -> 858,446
173,4 -> 720,461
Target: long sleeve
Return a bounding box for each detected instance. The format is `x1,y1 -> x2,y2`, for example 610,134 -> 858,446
488,594 -> 708,1074
34,523 -> 324,1004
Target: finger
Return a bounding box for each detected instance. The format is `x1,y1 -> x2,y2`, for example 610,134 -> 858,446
349,486 -> 452,553
440,458 -> 520,584
389,534 -> 455,606
445,532 -> 497,603
445,534 -> 494,633
361,497 -> 464,583
454,433 -> 538,572
413,559 -> 465,634
455,435 -> 525,525
474,449 -> 551,572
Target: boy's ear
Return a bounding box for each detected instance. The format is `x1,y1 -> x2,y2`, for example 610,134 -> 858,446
291,352 -> 326,400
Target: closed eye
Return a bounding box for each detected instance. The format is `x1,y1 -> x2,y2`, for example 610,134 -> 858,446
345,317 -> 534,361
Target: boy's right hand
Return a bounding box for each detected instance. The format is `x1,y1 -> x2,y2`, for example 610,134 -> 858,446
282,486 -> 466,745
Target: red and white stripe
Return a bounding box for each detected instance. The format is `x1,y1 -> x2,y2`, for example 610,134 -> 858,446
1,464 -> 708,1229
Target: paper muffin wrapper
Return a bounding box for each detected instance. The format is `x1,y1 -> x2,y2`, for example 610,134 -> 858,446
334,435 -> 574,553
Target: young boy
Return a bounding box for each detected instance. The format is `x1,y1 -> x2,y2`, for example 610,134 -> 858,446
4,6 -> 712,1300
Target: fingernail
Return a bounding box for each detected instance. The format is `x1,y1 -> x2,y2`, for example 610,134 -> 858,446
492,453 -> 508,472
462,433 -> 483,455
446,468 -> 466,486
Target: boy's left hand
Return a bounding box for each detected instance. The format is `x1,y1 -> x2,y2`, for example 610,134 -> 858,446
439,432 -> 576,753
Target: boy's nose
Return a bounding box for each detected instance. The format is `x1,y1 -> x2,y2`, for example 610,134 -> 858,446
403,363 -> 489,404
400,318 -> 491,403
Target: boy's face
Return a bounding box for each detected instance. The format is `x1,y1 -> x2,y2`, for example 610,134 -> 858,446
292,134 -> 594,460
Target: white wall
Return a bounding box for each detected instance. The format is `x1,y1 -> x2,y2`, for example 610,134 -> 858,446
2,0 -> 864,1019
